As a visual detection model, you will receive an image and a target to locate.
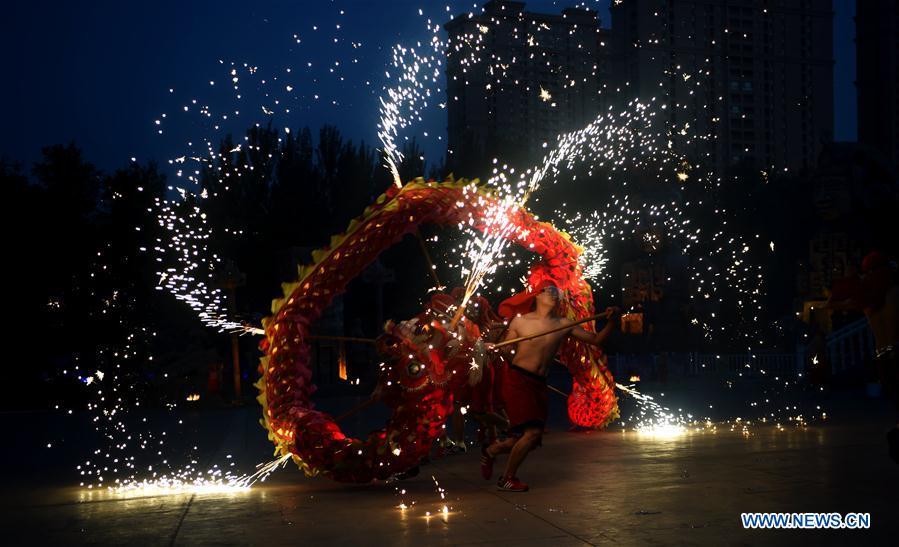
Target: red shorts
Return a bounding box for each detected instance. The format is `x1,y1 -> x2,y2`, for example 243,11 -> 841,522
502,364 -> 548,434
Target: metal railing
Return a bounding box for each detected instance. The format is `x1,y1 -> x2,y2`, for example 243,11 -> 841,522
825,317 -> 876,374
608,351 -> 799,381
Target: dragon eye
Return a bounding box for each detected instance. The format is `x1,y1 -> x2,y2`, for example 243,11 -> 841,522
407,361 -> 424,377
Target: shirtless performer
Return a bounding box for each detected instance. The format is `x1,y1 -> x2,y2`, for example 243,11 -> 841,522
482,280 -> 620,491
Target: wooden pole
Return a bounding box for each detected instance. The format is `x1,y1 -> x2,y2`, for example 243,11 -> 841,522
333,371 -> 562,426
493,310 -> 613,349
226,282 -> 242,400
308,334 -> 377,345
448,302 -> 467,331
415,228 -> 442,288
230,331 -> 241,399
335,397 -> 377,422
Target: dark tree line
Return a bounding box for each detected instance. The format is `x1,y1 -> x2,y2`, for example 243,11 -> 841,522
1,125 -> 438,408
3,144 -> 178,409
194,123 -> 437,320
7,120 -> 887,409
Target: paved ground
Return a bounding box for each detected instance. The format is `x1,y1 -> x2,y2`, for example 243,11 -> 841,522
3,389 -> 898,546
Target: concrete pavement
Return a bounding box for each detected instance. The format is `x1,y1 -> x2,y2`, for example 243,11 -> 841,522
3,393 -> 898,546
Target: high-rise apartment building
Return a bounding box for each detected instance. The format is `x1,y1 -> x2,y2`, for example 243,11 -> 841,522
856,0 -> 899,171
444,1 -> 610,168
609,0 -> 833,176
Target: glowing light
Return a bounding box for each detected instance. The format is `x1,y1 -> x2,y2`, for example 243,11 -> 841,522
636,423 -> 687,438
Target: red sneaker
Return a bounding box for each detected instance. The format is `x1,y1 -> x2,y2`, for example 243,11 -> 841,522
496,475 -> 529,492
480,446 -> 494,480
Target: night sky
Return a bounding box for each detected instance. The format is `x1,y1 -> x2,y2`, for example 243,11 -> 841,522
1,0 -> 856,174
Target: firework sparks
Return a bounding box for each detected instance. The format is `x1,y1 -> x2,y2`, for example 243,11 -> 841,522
616,383 -> 691,437
106,454 -> 292,498
62,0 -> 832,503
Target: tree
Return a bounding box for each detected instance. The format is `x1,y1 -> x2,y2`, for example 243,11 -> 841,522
397,138 -> 426,184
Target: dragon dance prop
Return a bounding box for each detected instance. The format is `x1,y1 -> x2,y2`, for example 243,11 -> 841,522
256,178 -> 619,483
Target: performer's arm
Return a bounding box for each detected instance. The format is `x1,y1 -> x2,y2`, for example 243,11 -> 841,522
569,307 -> 620,346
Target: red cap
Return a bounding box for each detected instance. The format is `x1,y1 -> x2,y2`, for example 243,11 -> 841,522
498,279 -> 559,319
862,251 -> 887,274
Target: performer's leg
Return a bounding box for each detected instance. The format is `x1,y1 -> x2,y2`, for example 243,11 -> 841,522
486,436 -> 516,457
481,433 -> 515,480
471,414 -> 488,446
502,427 -> 541,479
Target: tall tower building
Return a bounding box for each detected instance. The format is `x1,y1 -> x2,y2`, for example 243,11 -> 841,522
856,0 -> 899,171
444,1 -> 610,171
610,0 -> 834,176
